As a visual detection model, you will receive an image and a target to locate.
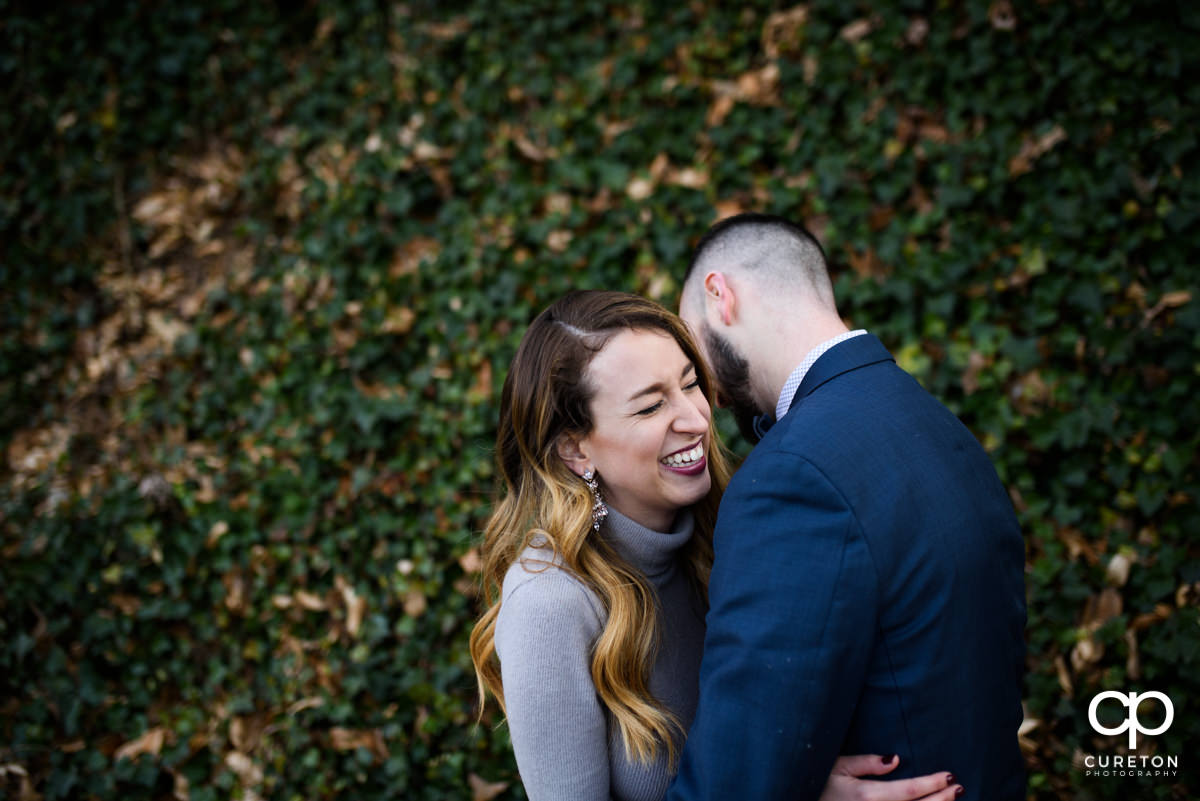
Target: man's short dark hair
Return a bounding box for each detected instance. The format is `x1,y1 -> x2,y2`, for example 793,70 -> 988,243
684,213 -> 834,308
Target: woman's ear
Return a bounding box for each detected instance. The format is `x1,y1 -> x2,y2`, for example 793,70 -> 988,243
555,433 -> 590,477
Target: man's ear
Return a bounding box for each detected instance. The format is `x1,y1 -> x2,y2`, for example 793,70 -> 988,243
703,271 -> 736,327
555,433 -> 591,476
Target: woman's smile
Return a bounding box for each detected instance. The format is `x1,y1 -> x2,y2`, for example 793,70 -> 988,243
660,442 -> 707,474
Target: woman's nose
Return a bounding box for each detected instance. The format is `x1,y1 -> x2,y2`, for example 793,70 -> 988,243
673,392 -> 710,433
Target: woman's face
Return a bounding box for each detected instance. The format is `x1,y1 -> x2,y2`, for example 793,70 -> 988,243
571,328 -> 712,531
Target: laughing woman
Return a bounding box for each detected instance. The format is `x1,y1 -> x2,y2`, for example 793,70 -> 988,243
469,291 -> 960,801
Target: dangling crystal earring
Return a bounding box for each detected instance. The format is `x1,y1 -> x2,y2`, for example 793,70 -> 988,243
582,469 -> 608,532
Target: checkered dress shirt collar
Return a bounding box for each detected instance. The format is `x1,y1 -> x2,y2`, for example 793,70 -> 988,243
774,330 -> 868,422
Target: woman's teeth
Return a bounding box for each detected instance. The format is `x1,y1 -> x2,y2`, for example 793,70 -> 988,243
661,444 -> 704,467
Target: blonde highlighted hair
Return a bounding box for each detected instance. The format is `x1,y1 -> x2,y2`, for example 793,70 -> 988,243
469,290 -> 732,766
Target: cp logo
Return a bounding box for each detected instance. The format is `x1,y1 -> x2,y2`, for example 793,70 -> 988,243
1088,690 -> 1174,749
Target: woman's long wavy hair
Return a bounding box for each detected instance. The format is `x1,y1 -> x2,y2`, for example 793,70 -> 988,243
469,290 -> 732,767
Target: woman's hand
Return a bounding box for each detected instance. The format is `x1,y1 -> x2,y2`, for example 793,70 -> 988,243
818,754 -> 963,801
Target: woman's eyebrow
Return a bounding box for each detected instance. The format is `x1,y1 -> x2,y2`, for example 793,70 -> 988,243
626,362 -> 695,402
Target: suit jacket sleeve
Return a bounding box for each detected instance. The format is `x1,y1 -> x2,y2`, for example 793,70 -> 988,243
667,450 -> 880,801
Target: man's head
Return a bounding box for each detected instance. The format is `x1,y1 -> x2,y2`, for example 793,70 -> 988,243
679,213 -> 846,439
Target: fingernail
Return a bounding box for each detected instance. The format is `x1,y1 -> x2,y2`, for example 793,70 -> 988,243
883,754 -> 897,764
945,774 -> 955,786
955,787 -> 964,797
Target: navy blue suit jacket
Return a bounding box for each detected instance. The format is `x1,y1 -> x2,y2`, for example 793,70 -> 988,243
667,334 -> 1026,800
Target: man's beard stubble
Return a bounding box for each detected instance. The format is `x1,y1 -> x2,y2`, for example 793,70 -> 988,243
702,325 -> 763,444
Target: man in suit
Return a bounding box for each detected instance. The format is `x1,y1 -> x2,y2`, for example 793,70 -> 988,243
667,214 -> 1027,800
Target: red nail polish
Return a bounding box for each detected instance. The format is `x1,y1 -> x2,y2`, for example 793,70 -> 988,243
883,754 -> 896,764
945,774 -> 955,786
955,787 -> 964,797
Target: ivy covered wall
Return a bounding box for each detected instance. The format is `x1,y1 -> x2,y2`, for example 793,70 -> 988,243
2,2 -> 1198,799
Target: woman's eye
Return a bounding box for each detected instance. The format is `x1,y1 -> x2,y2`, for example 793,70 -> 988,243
684,379 -> 701,391
636,401 -> 664,416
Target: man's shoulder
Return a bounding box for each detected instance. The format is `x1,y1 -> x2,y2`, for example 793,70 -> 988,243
770,356 -> 946,451
723,435 -> 840,510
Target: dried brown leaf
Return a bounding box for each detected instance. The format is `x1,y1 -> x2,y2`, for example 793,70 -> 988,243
1096,587 -> 1123,621
115,727 -> 167,761
287,697 -> 324,715
423,16 -> 470,41
735,62 -> 780,105
404,590 -> 428,617
762,6 -> 809,58
170,767 -> 189,801
224,751 -> 263,785
336,577 -> 367,637
390,237 -> 440,278
223,570 -> 248,614
147,311 -> 189,348
0,763 -> 35,801
845,247 -> 889,279
1081,587 -> 1123,630
962,350 -> 988,396
381,307 -> 417,335
1054,654 -> 1074,697
459,548 -> 483,575
1142,289 -> 1192,326
667,166 -> 708,190
329,728 -> 388,761
207,521 -> 229,548
543,193 -> 573,215
713,200 -> 744,221
470,360 -> 493,401
110,593 -> 141,615
626,176 -> 654,201
1125,629 -> 1140,679
1057,527 -> 1097,565
295,590 -> 326,611
315,17 -> 336,43
1070,635 -> 1102,673
413,140 -> 454,162
840,18 -> 874,43
1011,370 -> 1050,415
648,152 -> 670,182
1161,287 -> 1190,306
546,229 -> 573,253
905,17 -> 929,46
601,116 -> 634,146
1009,125 -> 1067,176
706,94 -> 735,127
989,1 -> 1017,31
1106,552 -> 1133,586
803,54 -> 819,85
513,130 -> 558,162
469,773 -> 510,801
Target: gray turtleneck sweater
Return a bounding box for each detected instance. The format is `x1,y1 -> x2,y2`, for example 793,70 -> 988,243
494,507 -> 706,801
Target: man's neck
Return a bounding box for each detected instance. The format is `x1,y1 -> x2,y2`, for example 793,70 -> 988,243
753,319 -> 851,413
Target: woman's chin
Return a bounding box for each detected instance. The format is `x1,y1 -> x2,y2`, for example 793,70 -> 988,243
665,470 -> 711,509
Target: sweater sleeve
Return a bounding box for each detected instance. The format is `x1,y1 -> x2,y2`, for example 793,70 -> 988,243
495,567 -> 611,800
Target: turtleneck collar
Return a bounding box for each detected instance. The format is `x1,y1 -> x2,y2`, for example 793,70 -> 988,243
599,505 -> 694,585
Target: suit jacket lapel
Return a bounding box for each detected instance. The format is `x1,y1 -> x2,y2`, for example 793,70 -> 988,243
788,334 -> 896,414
